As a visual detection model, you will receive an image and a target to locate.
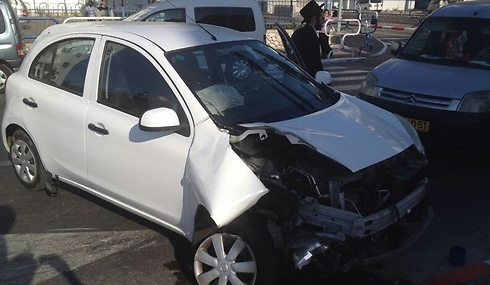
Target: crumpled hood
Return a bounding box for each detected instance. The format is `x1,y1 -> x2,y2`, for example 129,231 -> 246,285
242,94 -> 415,173
373,59 -> 489,99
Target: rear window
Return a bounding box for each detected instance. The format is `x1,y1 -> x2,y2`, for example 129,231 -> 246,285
195,7 -> 256,32
0,10 -> 5,33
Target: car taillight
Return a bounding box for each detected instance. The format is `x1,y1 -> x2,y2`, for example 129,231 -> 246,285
16,43 -> 25,59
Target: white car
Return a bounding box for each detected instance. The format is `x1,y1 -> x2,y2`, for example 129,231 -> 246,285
2,21 -> 432,285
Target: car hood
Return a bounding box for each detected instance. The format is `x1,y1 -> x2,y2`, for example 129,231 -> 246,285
242,94 -> 415,173
372,58 -> 489,99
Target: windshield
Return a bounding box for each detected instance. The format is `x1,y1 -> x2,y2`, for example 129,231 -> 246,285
401,17 -> 490,68
167,41 -> 338,126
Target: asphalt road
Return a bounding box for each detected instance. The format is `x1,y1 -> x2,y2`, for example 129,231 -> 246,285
1,28 -> 490,285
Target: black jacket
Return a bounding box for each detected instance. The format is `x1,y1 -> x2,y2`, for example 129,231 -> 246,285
291,24 -> 322,77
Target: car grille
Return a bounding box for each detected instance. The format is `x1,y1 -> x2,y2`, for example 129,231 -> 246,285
380,88 -> 454,110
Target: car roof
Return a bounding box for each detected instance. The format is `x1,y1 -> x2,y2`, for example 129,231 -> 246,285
41,21 -> 250,51
431,0 -> 490,19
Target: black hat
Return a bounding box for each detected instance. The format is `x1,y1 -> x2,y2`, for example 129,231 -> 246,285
300,0 -> 323,22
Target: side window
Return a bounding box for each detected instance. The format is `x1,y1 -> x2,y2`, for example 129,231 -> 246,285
98,41 -> 187,127
0,11 -> 5,33
195,7 -> 256,32
28,38 -> 95,96
144,8 -> 185,22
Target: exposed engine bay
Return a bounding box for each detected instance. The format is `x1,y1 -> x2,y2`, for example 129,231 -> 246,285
230,128 -> 432,275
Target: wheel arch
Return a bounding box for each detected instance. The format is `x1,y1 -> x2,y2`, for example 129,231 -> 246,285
5,123 -> 24,149
191,205 -> 218,245
6,125 -> 49,172
0,59 -> 13,70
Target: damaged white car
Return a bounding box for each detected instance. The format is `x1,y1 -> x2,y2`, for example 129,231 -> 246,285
1,22 -> 432,285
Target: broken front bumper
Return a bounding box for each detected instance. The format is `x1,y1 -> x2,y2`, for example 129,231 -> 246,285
298,178 -> 430,239
292,177 -> 432,271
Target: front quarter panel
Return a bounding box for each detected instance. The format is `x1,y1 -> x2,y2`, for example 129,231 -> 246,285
184,117 -> 268,232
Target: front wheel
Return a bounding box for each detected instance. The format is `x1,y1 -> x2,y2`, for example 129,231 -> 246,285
10,130 -> 46,190
193,216 -> 280,285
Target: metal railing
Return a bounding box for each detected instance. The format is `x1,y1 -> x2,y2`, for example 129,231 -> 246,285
324,18 -> 362,59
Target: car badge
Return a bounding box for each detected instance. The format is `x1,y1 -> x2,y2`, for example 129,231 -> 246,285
404,95 -> 417,105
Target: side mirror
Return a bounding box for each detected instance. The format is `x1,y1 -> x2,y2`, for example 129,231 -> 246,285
315,71 -> 332,85
139,107 -> 181,132
390,41 -> 403,56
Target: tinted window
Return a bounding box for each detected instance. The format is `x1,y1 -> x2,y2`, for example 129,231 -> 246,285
98,41 -> 186,124
195,7 -> 256,32
0,9 -> 5,33
28,38 -> 94,95
144,8 -> 185,22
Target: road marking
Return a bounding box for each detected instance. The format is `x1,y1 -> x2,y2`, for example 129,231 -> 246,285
412,260 -> 490,285
331,75 -> 367,82
334,85 -> 362,94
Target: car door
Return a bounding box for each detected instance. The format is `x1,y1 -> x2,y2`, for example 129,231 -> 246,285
275,22 -> 308,72
84,37 -> 193,229
20,37 -> 98,185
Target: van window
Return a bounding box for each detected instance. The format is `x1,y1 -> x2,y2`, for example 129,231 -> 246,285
143,8 -> 185,22
195,7 -> 256,32
0,11 -> 5,33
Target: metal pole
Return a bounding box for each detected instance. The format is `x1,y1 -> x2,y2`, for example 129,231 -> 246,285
337,0 -> 342,32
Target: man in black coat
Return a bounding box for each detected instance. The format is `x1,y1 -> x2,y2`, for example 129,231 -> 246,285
292,0 -> 324,77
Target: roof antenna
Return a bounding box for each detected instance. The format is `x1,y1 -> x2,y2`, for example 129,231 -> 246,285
166,0 -> 217,41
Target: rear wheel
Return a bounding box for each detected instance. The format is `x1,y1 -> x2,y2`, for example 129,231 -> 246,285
10,130 -> 46,190
0,64 -> 13,93
193,216 -> 280,285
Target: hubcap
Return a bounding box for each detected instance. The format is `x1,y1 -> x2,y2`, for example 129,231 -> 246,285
194,233 -> 257,285
11,140 -> 37,184
0,69 -> 6,90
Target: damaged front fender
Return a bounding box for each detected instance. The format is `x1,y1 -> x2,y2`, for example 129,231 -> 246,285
186,118 -> 269,229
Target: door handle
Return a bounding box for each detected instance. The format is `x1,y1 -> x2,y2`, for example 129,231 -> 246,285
22,98 -> 38,108
88,123 -> 109,135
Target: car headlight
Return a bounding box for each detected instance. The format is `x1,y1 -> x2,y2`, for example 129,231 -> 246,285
396,115 -> 425,155
458,91 -> 490,113
359,73 -> 378,97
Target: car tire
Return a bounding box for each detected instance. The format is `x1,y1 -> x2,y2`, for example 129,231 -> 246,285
10,130 -> 47,191
193,215 -> 280,285
0,64 -> 13,94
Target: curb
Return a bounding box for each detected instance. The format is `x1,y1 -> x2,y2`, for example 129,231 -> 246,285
412,259 -> 490,285
376,25 -> 417,31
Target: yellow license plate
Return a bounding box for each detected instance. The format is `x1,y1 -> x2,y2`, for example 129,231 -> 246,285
406,117 -> 430,132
